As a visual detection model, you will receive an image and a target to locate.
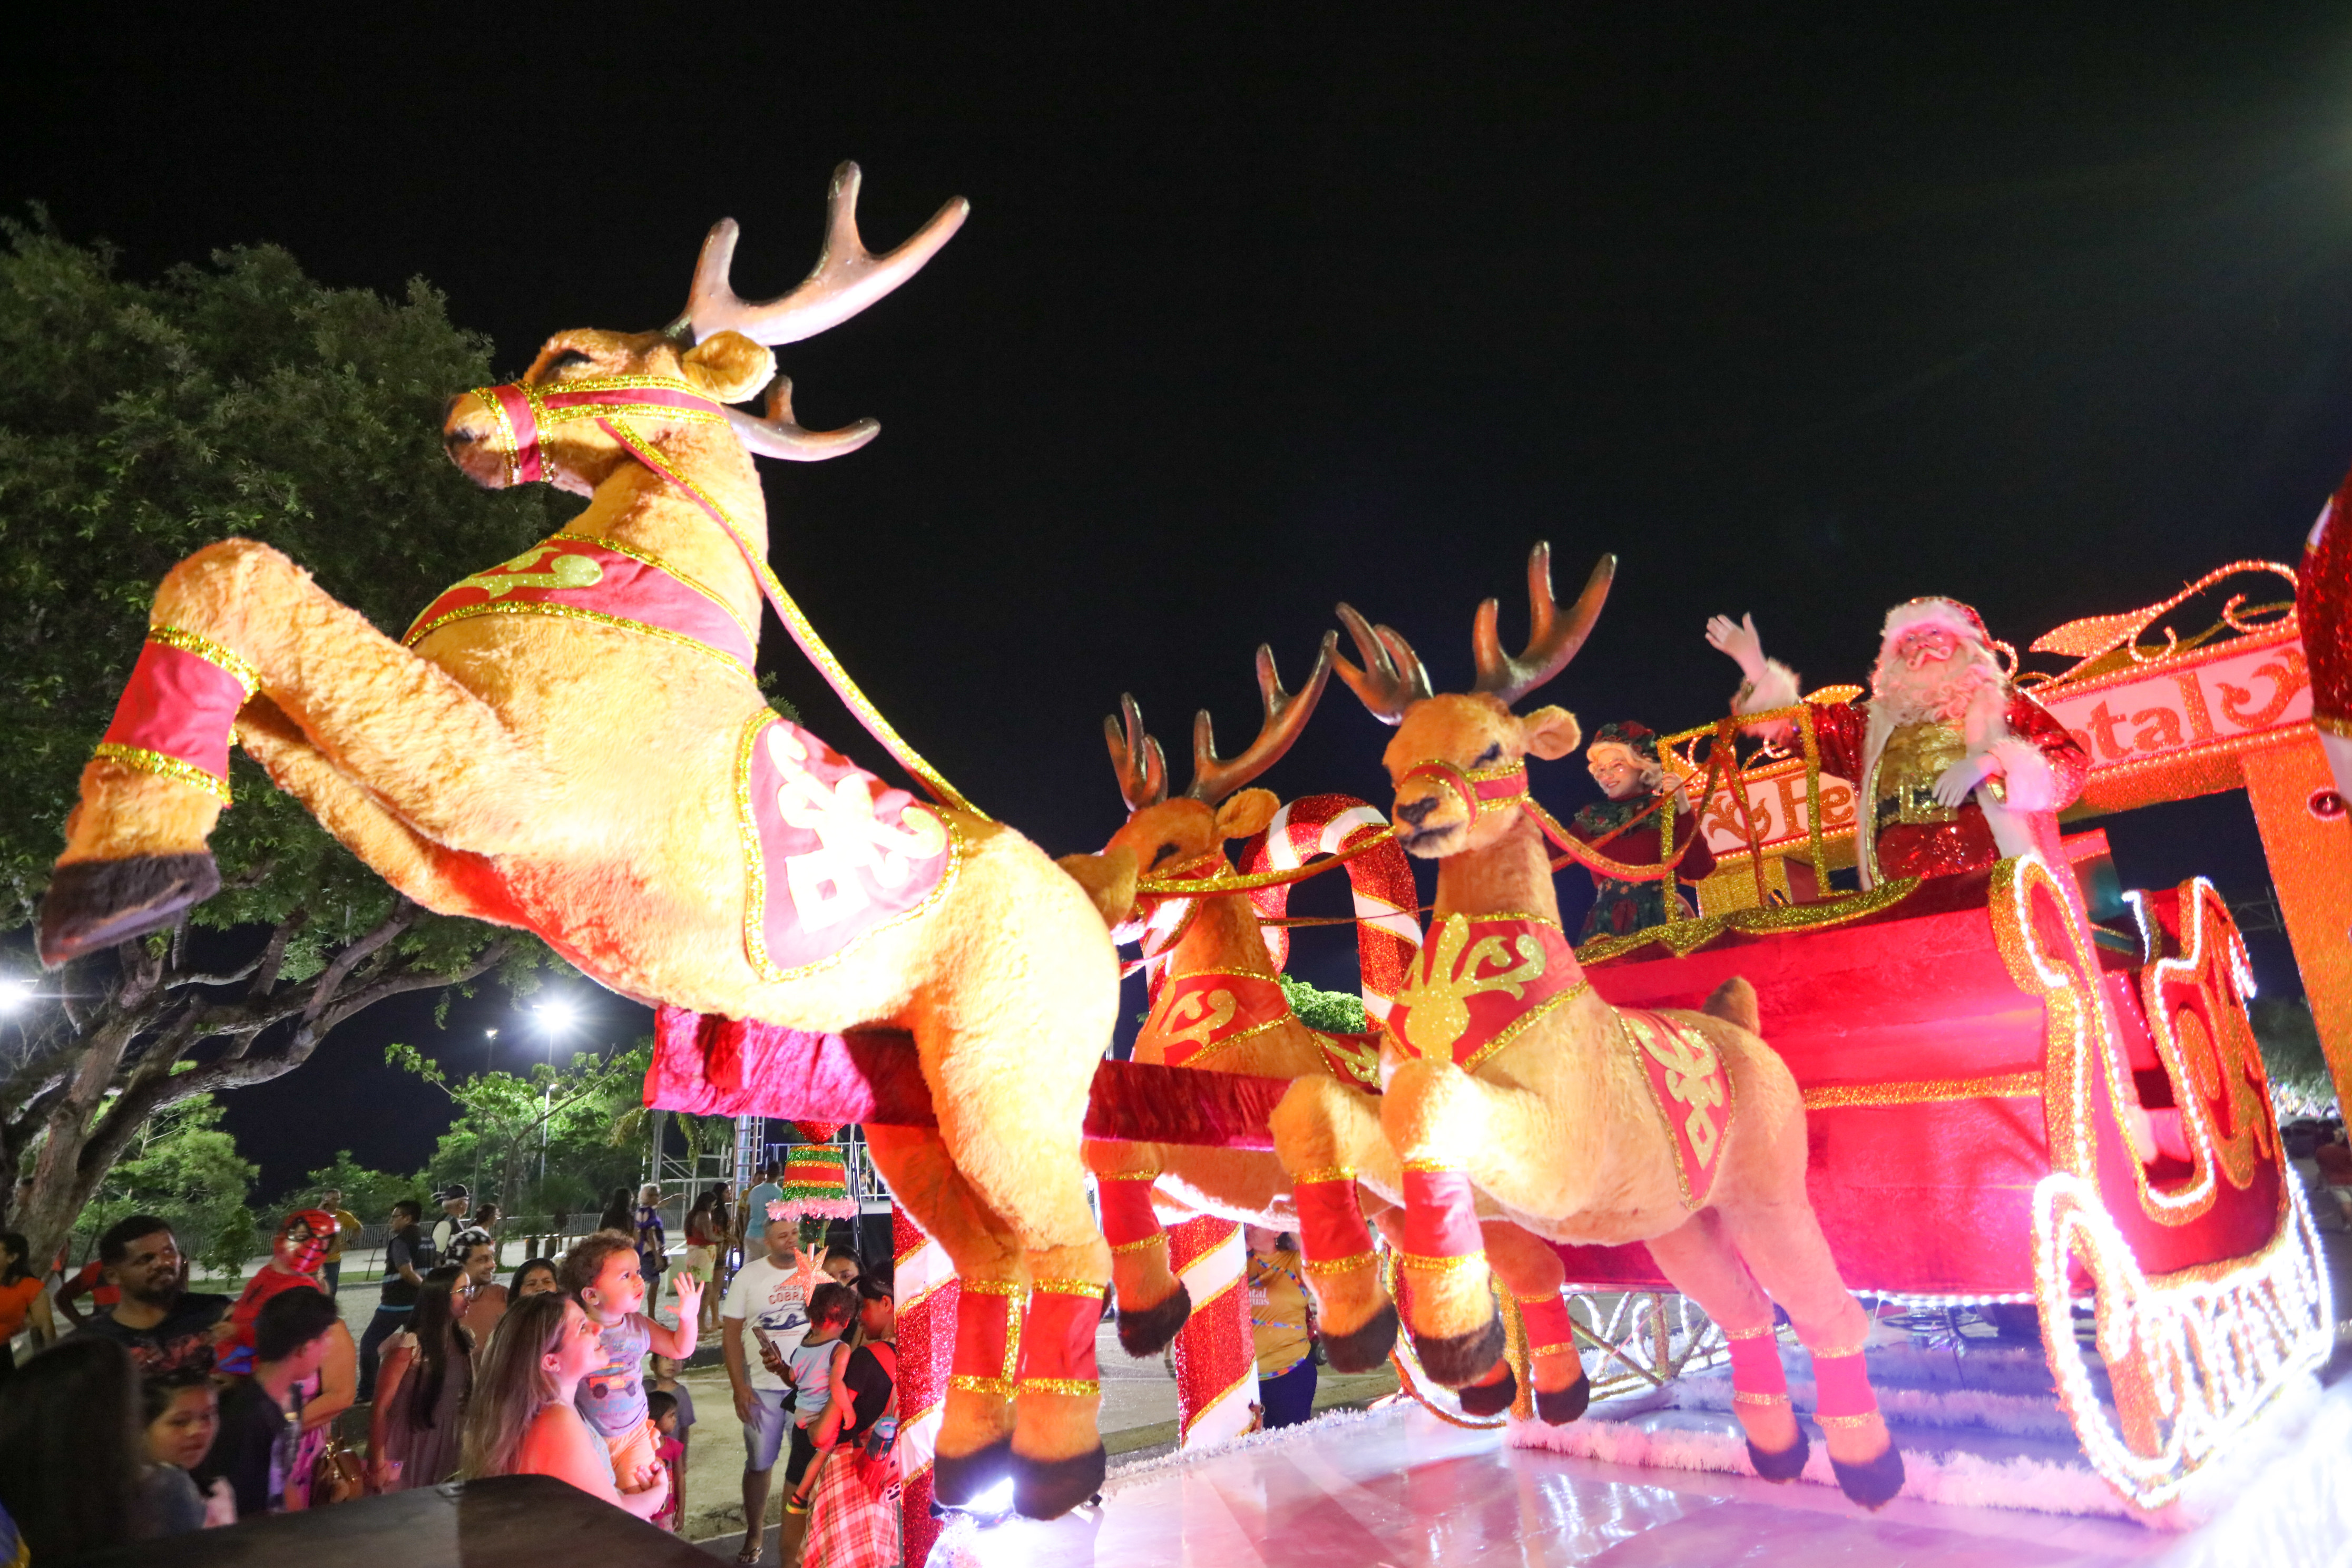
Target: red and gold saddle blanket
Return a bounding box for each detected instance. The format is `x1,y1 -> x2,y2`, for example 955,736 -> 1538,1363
736,709 -> 959,982
1150,971 -> 1290,1069
1618,1009 -> 1734,1210
1383,913 -> 1585,1072
404,534 -> 757,673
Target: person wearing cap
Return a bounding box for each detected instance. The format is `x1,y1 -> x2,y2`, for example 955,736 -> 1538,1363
429,1186 -> 471,1263
1566,720 -> 1718,941
1707,599 -> 2088,889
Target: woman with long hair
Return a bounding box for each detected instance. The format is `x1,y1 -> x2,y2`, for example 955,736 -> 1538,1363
634,1182 -> 668,1296
682,1192 -> 721,1335
510,1256 -> 561,1300
794,1274 -> 899,1568
597,1187 -> 634,1234
460,1290 -> 670,1522
0,1232 -> 56,1387
371,1265 -> 475,1489
0,1336 -> 148,1556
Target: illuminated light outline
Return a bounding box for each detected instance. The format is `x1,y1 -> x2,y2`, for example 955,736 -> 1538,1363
2136,879 -> 2273,1203
2031,1171 -> 2331,1508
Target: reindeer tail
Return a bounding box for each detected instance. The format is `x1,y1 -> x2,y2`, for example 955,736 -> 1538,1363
1702,975 -> 1761,1035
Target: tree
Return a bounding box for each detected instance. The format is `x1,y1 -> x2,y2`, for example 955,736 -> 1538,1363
388,1041 -> 648,1217
2252,995 -> 2336,1115
298,1151 -> 425,1227
1278,973 -> 1369,1034
0,213 -> 556,1267
66,1091 -> 257,1277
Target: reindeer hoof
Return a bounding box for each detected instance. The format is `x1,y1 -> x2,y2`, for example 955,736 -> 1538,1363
1116,1281 -> 1192,1359
1012,1444 -> 1107,1521
1457,1359 -> 1518,1417
1831,1442 -> 1906,1510
1535,1366 -> 1591,1425
932,1437 -> 1014,1508
1321,1300 -> 1399,1374
38,854 -> 220,968
1412,1311 -> 1505,1389
1746,1429 -> 1810,1482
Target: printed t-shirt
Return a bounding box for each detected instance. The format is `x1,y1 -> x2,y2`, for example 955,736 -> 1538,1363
1248,1249 -> 1312,1377
324,1210 -> 363,1262
577,1312 -> 653,1438
782,1335 -> 836,1427
75,1292 -> 229,1376
720,1254 -> 810,1391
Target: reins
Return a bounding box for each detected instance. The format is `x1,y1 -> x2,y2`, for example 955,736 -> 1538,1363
466,373 -> 983,819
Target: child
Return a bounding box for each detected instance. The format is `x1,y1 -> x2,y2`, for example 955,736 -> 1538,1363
142,1368 -> 234,1534
778,1282 -> 857,1520
648,1354 -> 697,1517
558,1231 -> 702,1499
648,1389 -> 686,1533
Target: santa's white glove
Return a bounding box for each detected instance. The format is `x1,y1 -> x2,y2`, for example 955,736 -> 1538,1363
1932,754 -> 1999,807
1704,613 -> 1769,679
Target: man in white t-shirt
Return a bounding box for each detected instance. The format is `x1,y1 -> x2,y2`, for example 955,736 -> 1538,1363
722,1213 -> 815,1550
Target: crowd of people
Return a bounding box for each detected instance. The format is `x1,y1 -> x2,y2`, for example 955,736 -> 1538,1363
0,1165 -> 901,1566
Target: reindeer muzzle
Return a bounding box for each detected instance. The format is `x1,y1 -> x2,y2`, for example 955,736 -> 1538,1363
454,375 -> 728,488
1395,760 -> 1531,837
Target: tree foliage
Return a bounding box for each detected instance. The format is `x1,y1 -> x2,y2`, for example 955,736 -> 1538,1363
0,213 -> 557,1264
66,1092 -> 258,1277
299,1150 -> 426,1227
388,1041 -> 650,1218
1278,973 -> 1369,1035
2253,995 -> 2336,1115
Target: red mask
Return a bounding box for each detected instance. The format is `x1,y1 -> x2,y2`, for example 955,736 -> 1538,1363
275,1209 -> 338,1273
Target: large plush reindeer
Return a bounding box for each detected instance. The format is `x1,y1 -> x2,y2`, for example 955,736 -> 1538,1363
1269,545 -> 1906,1506
41,168 -> 1121,1519
1082,639 -> 1414,1353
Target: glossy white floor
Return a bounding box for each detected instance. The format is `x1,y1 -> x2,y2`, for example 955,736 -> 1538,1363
937,1404 -> 2177,1567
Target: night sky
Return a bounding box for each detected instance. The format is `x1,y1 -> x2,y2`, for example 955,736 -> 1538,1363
12,9 -> 2350,1194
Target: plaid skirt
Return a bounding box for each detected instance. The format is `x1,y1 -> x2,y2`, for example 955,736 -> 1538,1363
800,1443 -> 901,1568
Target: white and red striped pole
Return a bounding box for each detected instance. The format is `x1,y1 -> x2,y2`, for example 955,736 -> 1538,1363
893,1209 -> 957,1565
1165,1216 -> 1258,1446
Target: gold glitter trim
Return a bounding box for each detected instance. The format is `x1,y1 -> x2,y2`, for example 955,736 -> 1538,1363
1029,1278 -> 1102,1298
957,1278 -> 1026,1297
1816,1412 -> 1880,1429
1814,1341 -> 1869,1360
1165,1013 -> 1291,1070
948,1375 -> 1014,1397
1723,1323 -> 1778,1341
2315,711 -> 2352,738
1108,1237 -> 1163,1256
403,596 -> 756,673
1397,1251 -> 1488,1275
1299,1251 -> 1376,1277
1734,1391 -> 1792,1407
1016,1378 -> 1101,1398
1461,978 -> 1592,1074
733,708 -> 965,986
92,743 -> 230,804
1295,1167 -> 1357,1185
148,624 -> 259,697
1402,1158 -> 1466,1175
1096,1171 -> 1161,1183
1801,1071 -> 2043,1109
1575,877 -> 1920,966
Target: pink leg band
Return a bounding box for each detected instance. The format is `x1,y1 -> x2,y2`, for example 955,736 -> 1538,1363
1096,1177 -> 1164,1251
98,637 -> 255,801
1517,1293 -> 1577,1358
1811,1350 -> 1879,1419
1726,1329 -> 1789,1400
1295,1176 -> 1375,1270
1400,1165 -> 1483,1262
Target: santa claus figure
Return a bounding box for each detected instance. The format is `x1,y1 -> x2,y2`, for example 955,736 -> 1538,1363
1707,599 -> 2088,889
1568,720 -> 1717,940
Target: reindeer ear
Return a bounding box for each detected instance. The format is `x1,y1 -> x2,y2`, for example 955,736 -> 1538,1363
679,331 -> 777,404
1521,705 -> 1583,761
1213,788 -> 1280,842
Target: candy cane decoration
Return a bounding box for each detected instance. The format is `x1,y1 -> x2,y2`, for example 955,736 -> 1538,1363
1240,793 -> 1422,1020
1166,1216 -> 1258,1446
893,1209 -> 957,1566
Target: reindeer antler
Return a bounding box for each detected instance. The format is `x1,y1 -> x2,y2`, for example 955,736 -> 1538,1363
1469,545 -> 1615,708
1104,694 -> 1170,812
1186,634 -> 1337,805
722,376 -> 880,463
1332,604 -> 1434,726
676,163 -> 970,347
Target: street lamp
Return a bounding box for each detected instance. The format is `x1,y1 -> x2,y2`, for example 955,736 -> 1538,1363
531,1001 -> 579,1189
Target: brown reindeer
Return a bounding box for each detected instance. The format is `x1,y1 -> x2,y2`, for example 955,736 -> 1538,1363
1269,545 -> 1905,1506
40,168 -> 1120,1518
1081,639 -> 1412,1353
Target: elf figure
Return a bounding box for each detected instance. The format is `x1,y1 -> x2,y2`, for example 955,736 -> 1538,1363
1567,721 -> 1716,942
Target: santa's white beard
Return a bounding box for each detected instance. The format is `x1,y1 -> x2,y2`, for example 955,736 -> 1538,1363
1871,646 -> 2004,728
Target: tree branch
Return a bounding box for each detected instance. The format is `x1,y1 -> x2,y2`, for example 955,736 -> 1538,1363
303,901 -> 415,1023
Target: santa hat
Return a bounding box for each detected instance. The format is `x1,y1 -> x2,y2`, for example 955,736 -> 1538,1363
1879,596 -> 1991,655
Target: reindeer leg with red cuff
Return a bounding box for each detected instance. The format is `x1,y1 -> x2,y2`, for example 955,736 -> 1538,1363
1011,1278 -> 1109,1519
1810,1343 -> 1905,1508
1090,1164 -> 1192,1357
933,1278 -> 1023,1507
1394,1159 -> 1503,1388
1724,1322 -> 1809,1480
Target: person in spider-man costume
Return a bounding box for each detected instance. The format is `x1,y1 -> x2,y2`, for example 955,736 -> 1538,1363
214,1208 -> 338,1375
